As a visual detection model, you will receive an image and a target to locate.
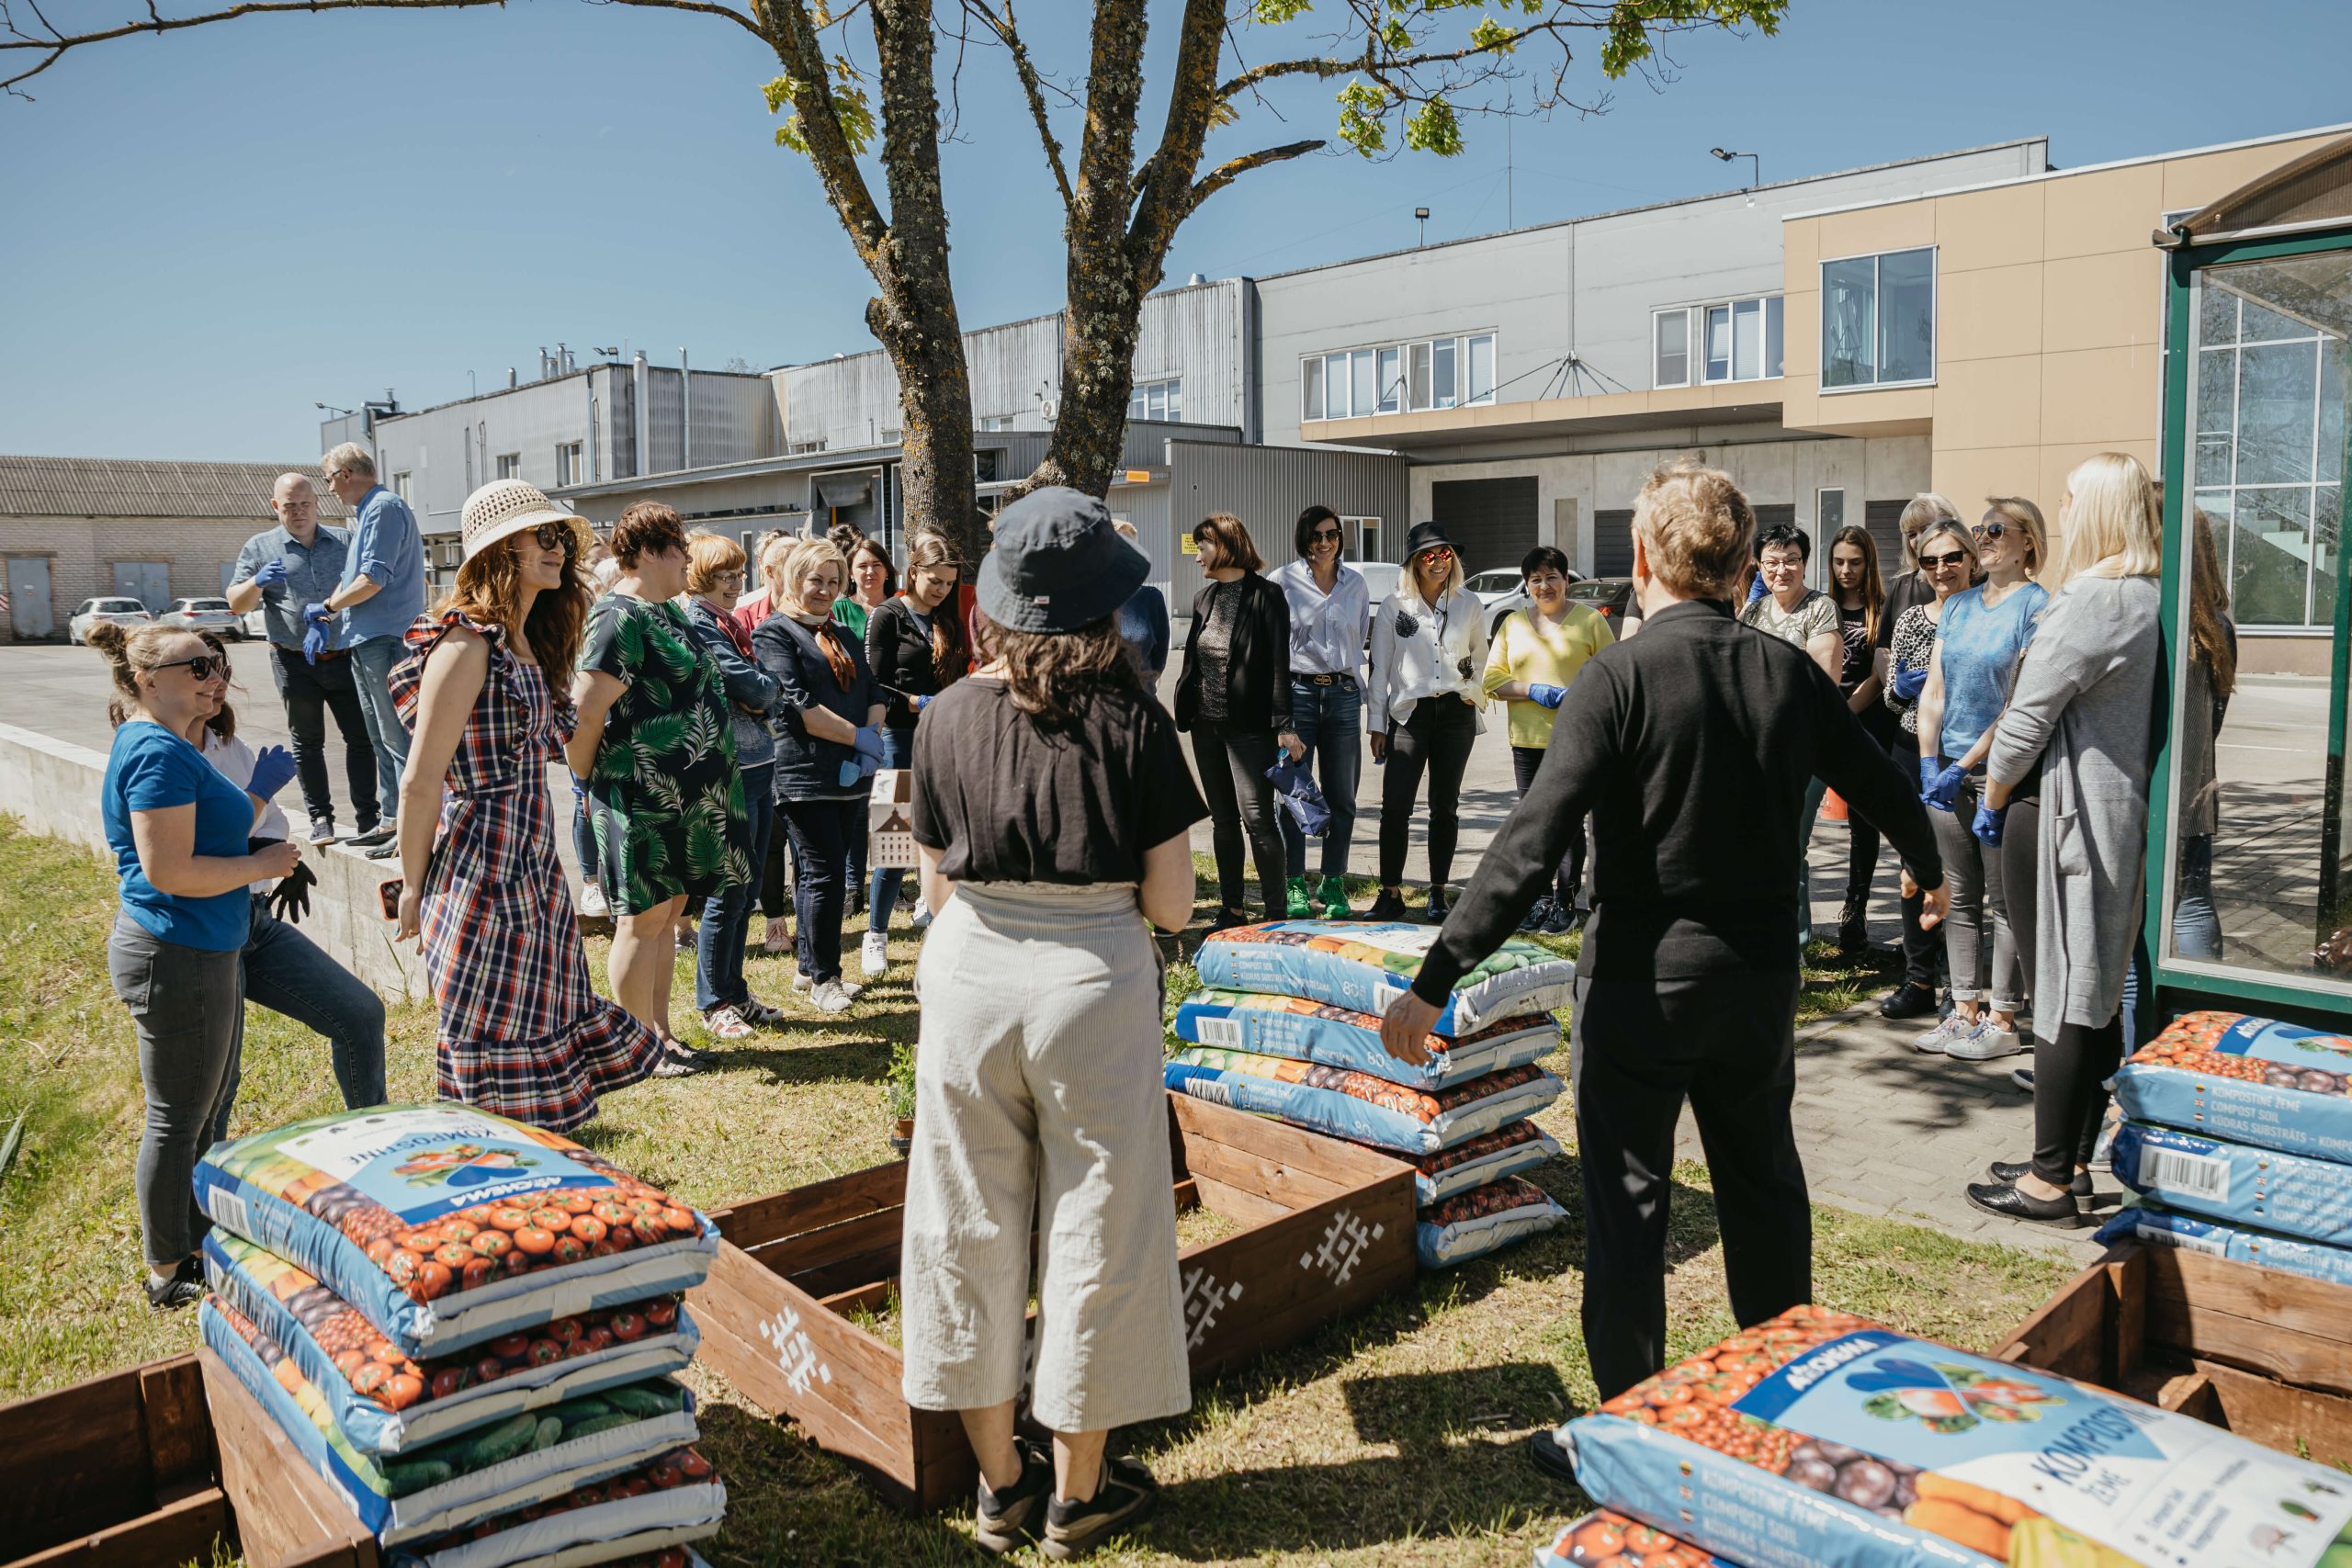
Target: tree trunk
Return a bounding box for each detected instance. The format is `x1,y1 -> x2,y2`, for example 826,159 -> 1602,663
873,299 -> 980,563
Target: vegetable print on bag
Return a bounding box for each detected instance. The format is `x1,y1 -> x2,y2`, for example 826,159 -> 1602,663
2114,1010 -> 2352,1164
1194,919 -> 1575,1035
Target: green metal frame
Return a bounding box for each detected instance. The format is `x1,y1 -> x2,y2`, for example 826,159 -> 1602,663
2147,222 -> 2352,1026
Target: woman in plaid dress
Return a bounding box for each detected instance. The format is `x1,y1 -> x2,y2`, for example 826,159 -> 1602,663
389,480 -> 684,1130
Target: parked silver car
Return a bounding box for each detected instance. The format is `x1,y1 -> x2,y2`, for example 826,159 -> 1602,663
157,596 -> 246,639
66,596 -> 153,645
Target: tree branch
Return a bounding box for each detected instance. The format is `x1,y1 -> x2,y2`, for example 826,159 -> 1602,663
962,0 -> 1069,212
1217,15 -> 1584,104
1185,137 -> 1321,220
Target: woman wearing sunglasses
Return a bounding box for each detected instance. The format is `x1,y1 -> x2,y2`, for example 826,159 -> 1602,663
1270,505 -> 1370,919
92,623 -> 301,1308
391,480 -> 671,1127
1913,500 -> 2048,1063
1366,522 -> 1487,922
1879,518 -> 1979,1019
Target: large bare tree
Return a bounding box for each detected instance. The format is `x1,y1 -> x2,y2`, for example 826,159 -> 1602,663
6,0 -> 1784,559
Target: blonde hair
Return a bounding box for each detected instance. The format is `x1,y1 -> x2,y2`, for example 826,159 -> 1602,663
1982,496 -> 2047,574
684,531 -> 747,596
2046,452 -> 2161,593
1633,458 -> 1757,600
1915,518 -> 1983,584
1896,492 -> 1961,568
775,536 -> 849,606
320,440 -> 376,481
87,620 -> 202,728
1401,536 -> 1466,613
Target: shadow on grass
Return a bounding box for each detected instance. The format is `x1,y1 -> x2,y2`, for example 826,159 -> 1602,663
703,1032 -> 907,1089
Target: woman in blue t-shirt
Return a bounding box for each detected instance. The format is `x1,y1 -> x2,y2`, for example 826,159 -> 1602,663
1914,499 -> 2049,1066
90,623 -> 300,1310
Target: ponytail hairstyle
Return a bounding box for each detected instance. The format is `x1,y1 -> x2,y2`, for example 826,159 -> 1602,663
902,532 -> 967,683
86,619 -> 193,728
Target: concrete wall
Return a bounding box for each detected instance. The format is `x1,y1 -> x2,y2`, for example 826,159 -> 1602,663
4,515 -> 275,637
0,723 -> 427,1001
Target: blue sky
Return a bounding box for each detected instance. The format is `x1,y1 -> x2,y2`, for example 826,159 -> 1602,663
4,0 -> 2347,460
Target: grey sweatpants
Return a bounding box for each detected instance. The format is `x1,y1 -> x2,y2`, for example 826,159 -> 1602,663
108,916 -> 245,1268
899,882 -> 1191,1435
1929,780 -> 2040,1014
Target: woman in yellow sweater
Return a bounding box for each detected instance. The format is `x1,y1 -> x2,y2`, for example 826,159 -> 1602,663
1482,545 -> 1613,934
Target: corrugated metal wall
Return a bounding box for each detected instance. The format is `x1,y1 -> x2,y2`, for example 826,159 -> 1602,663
1161,440 -> 1408,607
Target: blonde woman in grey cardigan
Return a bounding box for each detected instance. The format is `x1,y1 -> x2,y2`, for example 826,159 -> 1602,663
1964,453 -> 2165,1225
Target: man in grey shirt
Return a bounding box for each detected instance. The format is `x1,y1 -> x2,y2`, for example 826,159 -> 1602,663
226,473 -> 384,845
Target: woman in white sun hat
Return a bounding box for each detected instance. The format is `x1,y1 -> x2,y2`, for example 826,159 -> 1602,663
388,479 -> 680,1130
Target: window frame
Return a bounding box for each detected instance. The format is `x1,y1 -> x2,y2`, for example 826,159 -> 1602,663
1655,294 -> 1785,389
1130,376 -> 1182,423
1653,309 -> 1691,389
1299,332 -> 1497,421
1818,245 -> 1939,394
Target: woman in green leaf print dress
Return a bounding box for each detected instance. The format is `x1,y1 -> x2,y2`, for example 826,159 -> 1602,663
566,502 -> 752,1062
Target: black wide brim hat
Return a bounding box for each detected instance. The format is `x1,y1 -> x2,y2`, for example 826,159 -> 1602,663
976,485 -> 1149,634
1403,520 -> 1456,561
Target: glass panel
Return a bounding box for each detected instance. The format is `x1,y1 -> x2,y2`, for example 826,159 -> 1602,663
1148,382 -> 1167,421
1433,338 -> 1456,408
2241,296 -> 2310,343
1656,310 -> 1688,387
1821,257 -> 1877,388
2198,281 -> 2239,347
1167,381 -> 1182,422
1409,342 -> 1432,410
1703,305 -> 1731,381
1131,386 -> 1148,420
1377,348 -> 1400,414
1765,296 -> 1784,378
1303,357 -> 1324,421
2315,484 -> 2341,628
1351,351 -> 1376,420
1879,248 -> 1936,384
1467,334 -> 1495,402
2237,340 -> 2319,484
2232,487 -> 2313,625
2322,339 -> 2346,485
1326,354 -> 1351,417
2195,346 -> 2237,487
1732,299 -> 1762,381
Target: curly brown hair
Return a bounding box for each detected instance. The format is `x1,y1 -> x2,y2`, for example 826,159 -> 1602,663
443,534 -> 591,689
612,501 -> 687,567
980,611 -> 1138,728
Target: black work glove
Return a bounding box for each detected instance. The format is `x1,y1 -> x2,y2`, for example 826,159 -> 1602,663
268,859 -> 318,925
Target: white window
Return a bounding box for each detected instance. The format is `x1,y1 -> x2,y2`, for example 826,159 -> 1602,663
555,442 -> 584,487
1654,310 -> 1690,388
1657,296 -> 1783,387
1466,333 -> 1495,404
1344,516 -> 1382,561
390,471 -> 412,499
1431,338 -> 1456,409
494,453 -> 522,479
1302,357 -> 1325,422
1377,347 -> 1401,415
1822,248 -> 1935,389
1128,377 -> 1182,423
1302,333 -> 1496,420
978,415 -> 1015,432
1409,342 -> 1432,410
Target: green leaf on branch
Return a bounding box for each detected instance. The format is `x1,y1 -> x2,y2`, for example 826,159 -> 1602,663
1468,16 -> 1519,52
1336,79 -> 1390,156
1600,0 -> 1786,78
762,56 -> 876,158
1252,0 -> 1314,22
1405,98 -> 1462,156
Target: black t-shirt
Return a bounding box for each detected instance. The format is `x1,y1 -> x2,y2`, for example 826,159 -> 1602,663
1836,602 -> 1874,694
1875,570 -> 1933,650
910,677 -> 1207,885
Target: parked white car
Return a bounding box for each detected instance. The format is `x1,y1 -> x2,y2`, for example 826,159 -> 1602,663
67,596 -> 153,645
242,604 -> 270,640
156,596 -> 246,639
1463,564 -> 1584,638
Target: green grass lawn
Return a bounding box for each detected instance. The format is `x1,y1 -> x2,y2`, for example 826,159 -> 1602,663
0,817 -> 2069,1565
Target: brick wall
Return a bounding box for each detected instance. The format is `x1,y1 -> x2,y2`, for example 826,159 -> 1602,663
3,514 -> 272,638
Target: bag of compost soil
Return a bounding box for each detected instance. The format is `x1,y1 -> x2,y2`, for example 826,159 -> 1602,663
193,1105 -> 718,1359
1415,1175 -> 1566,1269
1164,1048 -> 1561,1154
1173,987 -> 1558,1089
2113,1011 -> 2352,1164
2109,1121 -> 2352,1247
201,1295 -> 697,1547
2094,1201 -> 2352,1289
1534,1511 -> 1731,1567
381,1443 -> 722,1568
1193,919 -> 1574,1035
1561,1304 -> 2352,1568
1404,1122 -> 1564,1205
204,1231 -> 698,1453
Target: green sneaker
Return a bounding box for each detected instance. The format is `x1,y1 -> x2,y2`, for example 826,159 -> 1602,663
1316,875 -> 1352,919
1284,876 -> 1315,919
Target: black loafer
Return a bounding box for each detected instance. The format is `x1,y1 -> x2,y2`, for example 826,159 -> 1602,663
1965,1180 -> 2081,1224
1424,888 -> 1449,922
1879,983 -> 1938,1021
1987,1160 -> 2091,1196
1526,1427 -> 1577,1484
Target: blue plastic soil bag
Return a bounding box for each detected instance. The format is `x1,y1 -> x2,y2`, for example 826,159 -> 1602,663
2093,1201 -> 2352,1289
1172,987 -> 1558,1090
1406,1122 -> 1563,1205
1194,920 -> 1574,1035
2114,1010 -> 2352,1163
1535,1511 -> 1732,1568
1164,1047 -> 1560,1155
1415,1175 -> 1566,1269
1266,755 -> 1331,839
2109,1121 -> 2352,1247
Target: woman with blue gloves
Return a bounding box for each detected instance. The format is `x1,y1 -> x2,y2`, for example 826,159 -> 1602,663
1880,518 -> 1978,1018
91,621 -> 302,1310
755,536 -> 887,1014
1912,501 -> 2047,1063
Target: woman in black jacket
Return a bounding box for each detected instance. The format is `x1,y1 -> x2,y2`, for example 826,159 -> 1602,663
1173,513 -> 1301,932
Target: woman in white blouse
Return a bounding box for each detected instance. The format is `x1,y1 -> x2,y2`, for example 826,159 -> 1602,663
1366,522 -> 1487,921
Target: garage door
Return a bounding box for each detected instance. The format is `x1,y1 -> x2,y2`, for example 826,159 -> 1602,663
1864,500 -> 1910,589
1431,477 -> 1538,578
1592,509 -> 1634,578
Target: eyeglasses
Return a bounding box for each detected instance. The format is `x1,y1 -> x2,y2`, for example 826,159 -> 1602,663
151,654 -> 225,681
1973,520 -> 2007,541
1758,555 -> 1805,572
1309,528 -> 1342,544
1920,549 -> 1971,570
525,522 -> 578,555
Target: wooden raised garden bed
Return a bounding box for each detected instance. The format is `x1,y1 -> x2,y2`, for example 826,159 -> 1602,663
1,1348 -> 378,1568
1994,1240 -> 2352,1467
690,1089 -> 1417,1509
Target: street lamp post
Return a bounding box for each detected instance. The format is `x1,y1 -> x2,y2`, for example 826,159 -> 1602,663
1415,206 -> 1430,247
1711,147 -> 1760,205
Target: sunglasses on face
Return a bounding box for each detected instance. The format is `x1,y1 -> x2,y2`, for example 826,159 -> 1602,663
1920,549 -> 1971,570
152,654 -> 225,681
1309,528 -> 1342,544
1973,521 -> 2007,541
1416,546 -> 1453,560
522,522 -> 577,555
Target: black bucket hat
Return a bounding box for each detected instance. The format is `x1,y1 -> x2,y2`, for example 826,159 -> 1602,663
1404,521 -> 1457,562
976,486 -> 1149,634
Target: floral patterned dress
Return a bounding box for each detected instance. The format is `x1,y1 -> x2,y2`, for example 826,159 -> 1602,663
388,610 -> 662,1131
581,592 -> 754,914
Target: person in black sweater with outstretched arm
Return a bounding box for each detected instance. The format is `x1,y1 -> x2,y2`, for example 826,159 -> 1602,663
1379,459 -> 1951,1436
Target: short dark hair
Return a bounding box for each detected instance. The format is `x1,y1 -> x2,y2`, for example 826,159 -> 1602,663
612,501 -> 688,567
1520,545 -> 1570,582
1756,522 -> 1810,562
1295,505 -> 1342,558
1193,513 -> 1263,573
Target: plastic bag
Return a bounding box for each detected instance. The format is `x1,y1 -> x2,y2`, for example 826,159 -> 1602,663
2094,1201 -> 2352,1289
1405,1122 -> 1563,1205
2113,1011 -> 2352,1163
2110,1121 -> 2352,1247
1165,1048 -> 1560,1154
1534,1511 -> 1730,1567
1416,1175 -> 1566,1269
1173,987 -> 1558,1089
384,1442 -> 723,1568
1194,919 -> 1574,1035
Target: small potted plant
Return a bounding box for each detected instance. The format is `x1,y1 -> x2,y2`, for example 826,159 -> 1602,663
884,1042 -> 917,1156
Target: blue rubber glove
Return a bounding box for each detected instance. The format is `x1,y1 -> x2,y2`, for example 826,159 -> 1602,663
246,744 -> 299,803
1917,757 -> 1939,795
249,558 -> 288,590
1921,761 -> 1969,813
838,752 -> 880,789
1527,682 -> 1568,710
851,725 -> 886,761
301,617 -> 330,665
1973,800 -> 2008,847
302,601 -> 334,626
910,694 -> 932,713
1892,666 -> 1928,702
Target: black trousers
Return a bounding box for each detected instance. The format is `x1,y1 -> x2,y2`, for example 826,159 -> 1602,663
759,818 -> 792,923
1887,728 -> 1940,991
1379,696 -> 1477,890
2032,1012 -> 2123,1186
1191,721 -> 1285,917
1510,745 -> 1585,909
1573,968 -> 1812,1401
268,645 -> 379,829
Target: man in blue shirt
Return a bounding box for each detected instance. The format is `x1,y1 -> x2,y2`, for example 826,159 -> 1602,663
316,442 -> 428,856
226,473 -> 384,845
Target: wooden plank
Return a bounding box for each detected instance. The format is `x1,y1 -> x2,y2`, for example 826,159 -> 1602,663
1991,1258 -> 2109,1382
821,1280 -> 899,1315
909,1407 -> 979,1513
696,1305 -> 919,1503
137,1358 -> 212,1495
198,1348 -> 376,1568
708,1161 -> 910,1249
2103,1249 -> 2146,1388
1180,1134 -> 1352,1210
0,1362 -> 158,1554
1169,1092 -> 1411,1191
2149,1292 -> 2352,1400
1180,1169 -> 1417,1379
1189,1172 -> 1289,1229
790,1245 -> 907,1302
1170,1177 -> 1200,1212
1191,1251 -> 1419,1385
748,1206 -> 907,1278
2140,1244 -> 2352,1394
12,1487 -> 228,1568
2190,1358 -> 2352,1470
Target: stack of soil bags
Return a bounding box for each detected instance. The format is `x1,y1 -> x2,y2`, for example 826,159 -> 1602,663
2093,1010 -> 2352,1289
1553,1303 -> 2352,1567
191,1104 -> 727,1567
1172,920 -> 1572,1269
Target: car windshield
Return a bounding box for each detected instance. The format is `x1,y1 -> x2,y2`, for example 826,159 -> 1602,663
186,600 -> 229,611
1565,581 -> 1624,601
97,599 -> 146,612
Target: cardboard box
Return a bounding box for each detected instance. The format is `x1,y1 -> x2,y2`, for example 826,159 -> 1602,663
868,769 -> 918,870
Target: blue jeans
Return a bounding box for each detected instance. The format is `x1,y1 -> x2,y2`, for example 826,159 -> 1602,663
1796,774 -> 1828,950
243,894 -> 388,1109
570,773 -> 599,880
780,795 -> 862,985
1278,676 -> 1362,880
867,726 -> 915,933
348,635 -> 412,822
697,764 -> 775,1010
2173,834 -> 2222,960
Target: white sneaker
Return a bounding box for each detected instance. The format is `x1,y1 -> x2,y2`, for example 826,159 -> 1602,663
2010,1066 -> 2035,1092
1948,1021 -> 2027,1062
808,978 -> 856,1013
1911,1014 -> 1968,1055
860,931 -> 890,978
577,883 -> 610,919
910,904 -> 933,932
